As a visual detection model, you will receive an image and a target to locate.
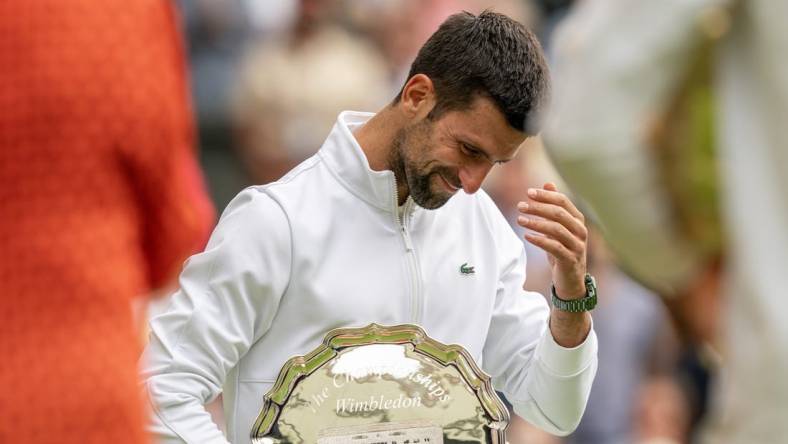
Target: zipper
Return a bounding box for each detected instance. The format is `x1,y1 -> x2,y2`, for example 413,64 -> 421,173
394,193 -> 423,324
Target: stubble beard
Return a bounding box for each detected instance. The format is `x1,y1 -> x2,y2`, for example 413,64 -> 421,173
388,122 -> 456,210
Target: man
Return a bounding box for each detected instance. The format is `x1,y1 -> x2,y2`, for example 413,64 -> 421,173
543,0 -> 788,442
143,11 -> 597,443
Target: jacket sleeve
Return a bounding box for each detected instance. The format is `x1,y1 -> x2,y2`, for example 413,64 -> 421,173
482,227 -> 597,436
541,0 -> 733,293
140,188 -> 292,443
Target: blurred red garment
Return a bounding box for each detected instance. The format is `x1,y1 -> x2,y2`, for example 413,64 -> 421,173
0,1 -> 215,443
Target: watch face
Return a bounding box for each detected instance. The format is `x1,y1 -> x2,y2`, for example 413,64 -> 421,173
585,274 -> 597,298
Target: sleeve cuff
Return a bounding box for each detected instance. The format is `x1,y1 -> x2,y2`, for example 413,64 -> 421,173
536,319 -> 598,376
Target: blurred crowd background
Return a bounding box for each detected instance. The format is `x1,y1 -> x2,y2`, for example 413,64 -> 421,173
3,0 -> 784,443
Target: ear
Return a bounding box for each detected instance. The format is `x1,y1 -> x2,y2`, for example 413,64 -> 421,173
398,74 -> 436,120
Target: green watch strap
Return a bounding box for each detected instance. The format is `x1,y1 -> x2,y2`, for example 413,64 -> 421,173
550,274 -> 598,312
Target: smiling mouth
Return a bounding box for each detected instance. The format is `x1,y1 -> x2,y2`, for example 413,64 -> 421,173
438,173 -> 461,192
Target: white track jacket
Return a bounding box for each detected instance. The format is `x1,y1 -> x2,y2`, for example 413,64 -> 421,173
142,111 -> 598,443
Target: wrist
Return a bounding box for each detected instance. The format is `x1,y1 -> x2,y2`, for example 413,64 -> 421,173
549,311 -> 592,348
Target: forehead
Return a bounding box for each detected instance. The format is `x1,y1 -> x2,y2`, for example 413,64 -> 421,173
438,97 -> 527,156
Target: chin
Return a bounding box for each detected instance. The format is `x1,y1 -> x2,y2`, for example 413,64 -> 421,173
415,198 -> 448,210
408,171 -> 455,209
415,186 -> 454,210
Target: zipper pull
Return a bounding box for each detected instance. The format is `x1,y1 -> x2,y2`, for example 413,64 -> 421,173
402,226 -> 414,251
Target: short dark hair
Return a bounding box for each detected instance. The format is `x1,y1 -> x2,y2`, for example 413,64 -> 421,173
395,10 -> 550,134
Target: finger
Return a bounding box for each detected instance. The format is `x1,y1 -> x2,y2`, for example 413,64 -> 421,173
517,200 -> 588,240
543,182 -> 559,192
524,232 -> 576,263
526,187 -> 585,222
517,214 -> 584,252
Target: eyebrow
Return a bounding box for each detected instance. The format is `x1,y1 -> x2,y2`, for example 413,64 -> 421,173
462,139 -> 514,164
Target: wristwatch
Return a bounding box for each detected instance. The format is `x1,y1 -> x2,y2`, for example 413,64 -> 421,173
550,273 -> 598,312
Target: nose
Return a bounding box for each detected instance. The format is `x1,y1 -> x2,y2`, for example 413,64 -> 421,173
458,162 -> 493,194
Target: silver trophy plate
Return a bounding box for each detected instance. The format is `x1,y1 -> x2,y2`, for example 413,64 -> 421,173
251,323 -> 509,443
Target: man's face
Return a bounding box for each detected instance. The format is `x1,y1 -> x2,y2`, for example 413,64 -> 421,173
390,96 -> 527,209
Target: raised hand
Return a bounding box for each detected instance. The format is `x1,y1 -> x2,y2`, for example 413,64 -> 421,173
517,182 -> 588,299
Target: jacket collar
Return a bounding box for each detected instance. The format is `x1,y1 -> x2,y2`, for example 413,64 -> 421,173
318,111 -> 399,212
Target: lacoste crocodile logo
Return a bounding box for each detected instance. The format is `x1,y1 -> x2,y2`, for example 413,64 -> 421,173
459,262 -> 475,275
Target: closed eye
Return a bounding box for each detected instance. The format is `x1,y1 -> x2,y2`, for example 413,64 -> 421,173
459,141 -> 507,165
460,143 -> 484,159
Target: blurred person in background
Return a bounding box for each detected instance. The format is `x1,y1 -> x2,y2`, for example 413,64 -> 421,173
178,0 -> 306,211
543,0 -> 788,442
344,0 -> 536,89
343,0 -> 463,89
231,0 -> 391,185
0,1 -> 214,442
178,0 -> 257,211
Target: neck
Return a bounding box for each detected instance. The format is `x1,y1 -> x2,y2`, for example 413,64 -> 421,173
355,106 -> 410,205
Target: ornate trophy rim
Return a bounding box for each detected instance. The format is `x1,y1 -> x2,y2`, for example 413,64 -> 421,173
250,323 -> 510,443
